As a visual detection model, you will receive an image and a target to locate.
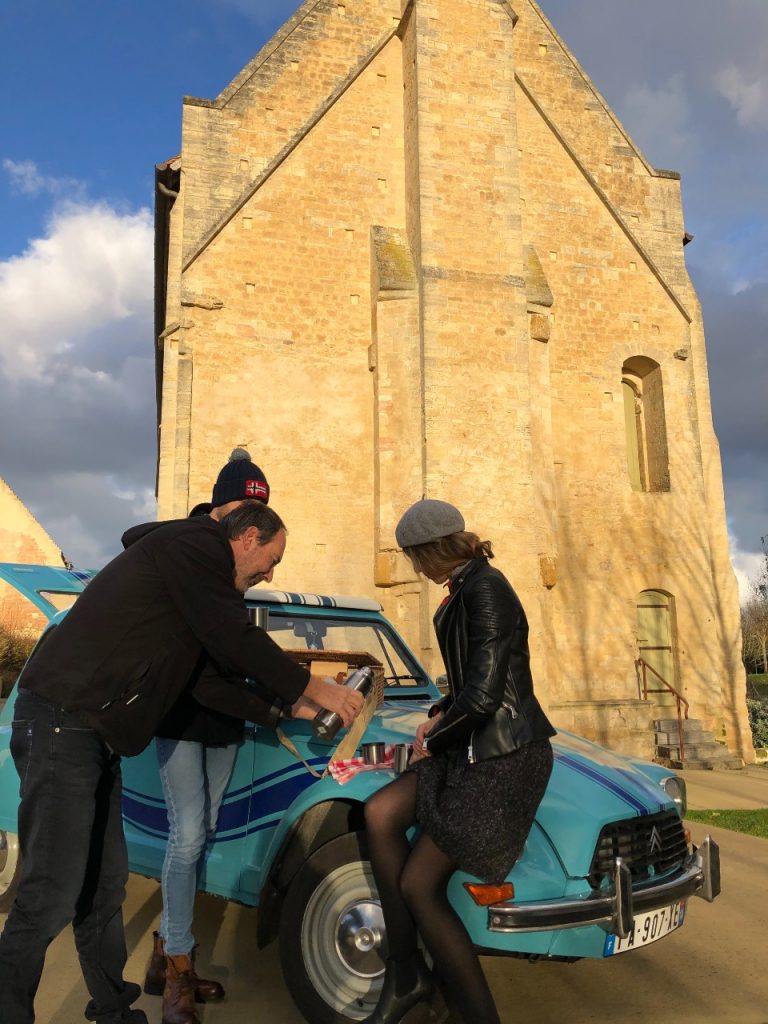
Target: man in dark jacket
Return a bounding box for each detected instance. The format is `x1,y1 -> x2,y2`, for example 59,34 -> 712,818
0,502 -> 362,1024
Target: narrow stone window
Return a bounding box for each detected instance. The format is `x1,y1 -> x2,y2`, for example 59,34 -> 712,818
621,356 -> 670,492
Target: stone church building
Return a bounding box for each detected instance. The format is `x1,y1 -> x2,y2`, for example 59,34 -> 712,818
154,0 -> 753,762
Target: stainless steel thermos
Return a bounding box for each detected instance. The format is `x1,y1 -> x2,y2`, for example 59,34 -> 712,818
312,665 -> 374,741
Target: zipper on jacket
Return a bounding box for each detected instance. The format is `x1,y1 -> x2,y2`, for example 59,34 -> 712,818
502,700 -> 518,719
469,703 -> 518,761
100,685 -> 142,711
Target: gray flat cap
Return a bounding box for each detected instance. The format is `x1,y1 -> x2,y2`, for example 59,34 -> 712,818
395,499 -> 465,548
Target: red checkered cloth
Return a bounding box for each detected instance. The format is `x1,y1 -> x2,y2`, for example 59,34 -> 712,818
328,744 -> 396,785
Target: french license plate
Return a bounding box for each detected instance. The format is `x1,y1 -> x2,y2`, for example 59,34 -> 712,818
603,901 -> 686,956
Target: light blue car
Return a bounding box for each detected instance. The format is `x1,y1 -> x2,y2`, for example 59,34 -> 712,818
0,563 -> 720,1023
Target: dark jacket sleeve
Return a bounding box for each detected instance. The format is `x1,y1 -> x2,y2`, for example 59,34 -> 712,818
152,524 -> 309,706
426,575 -> 518,755
190,668 -> 289,731
429,695 -> 451,718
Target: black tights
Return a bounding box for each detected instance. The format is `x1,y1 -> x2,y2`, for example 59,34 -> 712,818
364,772 -> 500,1024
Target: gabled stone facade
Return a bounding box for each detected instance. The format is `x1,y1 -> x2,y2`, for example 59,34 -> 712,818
155,0 -> 754,762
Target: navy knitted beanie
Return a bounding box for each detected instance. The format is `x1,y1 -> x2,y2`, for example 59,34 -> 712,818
210,448 -> 270,507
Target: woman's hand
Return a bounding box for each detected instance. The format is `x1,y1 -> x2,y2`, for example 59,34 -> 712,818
412,712 -> 442,761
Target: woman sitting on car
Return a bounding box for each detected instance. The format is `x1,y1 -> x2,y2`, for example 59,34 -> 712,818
363,499 -> 556,1024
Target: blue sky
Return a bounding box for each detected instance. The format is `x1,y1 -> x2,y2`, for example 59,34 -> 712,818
1,0 -> 766,594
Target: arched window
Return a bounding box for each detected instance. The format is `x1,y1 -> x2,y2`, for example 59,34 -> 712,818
621,356 -> 670,492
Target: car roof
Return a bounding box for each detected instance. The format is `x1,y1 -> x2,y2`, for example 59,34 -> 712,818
244,588 -> 382,612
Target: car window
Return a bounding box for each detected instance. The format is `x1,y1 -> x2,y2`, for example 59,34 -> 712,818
263,613 -> 428,688
38,591 -> 79,612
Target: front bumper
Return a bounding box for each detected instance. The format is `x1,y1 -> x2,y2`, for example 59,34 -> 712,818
488,835 -> 720,940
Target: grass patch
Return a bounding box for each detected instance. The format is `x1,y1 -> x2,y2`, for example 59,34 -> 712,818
747,674 -> 768,698
686,808 -> 768,839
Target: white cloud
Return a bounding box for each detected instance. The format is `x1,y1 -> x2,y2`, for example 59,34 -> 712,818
0,185 -> 157,568
2,158 -> 85,199
729,534 -> 766,605
35,476 -> 157,569
0,201 -> 153,379
715,58 -> 768,131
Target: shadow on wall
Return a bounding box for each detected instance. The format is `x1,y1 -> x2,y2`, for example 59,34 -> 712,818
544,432 -> 751,761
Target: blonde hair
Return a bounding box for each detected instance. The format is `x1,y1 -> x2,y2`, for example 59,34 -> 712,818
403,531 -> 493,580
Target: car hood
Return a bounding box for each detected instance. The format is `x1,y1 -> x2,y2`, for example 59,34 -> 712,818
371,704 -> 675,877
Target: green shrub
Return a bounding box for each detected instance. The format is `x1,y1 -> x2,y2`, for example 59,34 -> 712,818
747,698 -> 768,749
0,625 -> 37,698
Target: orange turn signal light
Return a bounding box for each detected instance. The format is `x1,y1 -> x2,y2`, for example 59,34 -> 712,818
463,882 -> 515,906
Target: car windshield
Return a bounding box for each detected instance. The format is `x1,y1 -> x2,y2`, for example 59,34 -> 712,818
263,612 -> 428,688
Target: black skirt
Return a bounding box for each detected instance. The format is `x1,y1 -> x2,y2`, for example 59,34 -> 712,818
410,738 -> 553,884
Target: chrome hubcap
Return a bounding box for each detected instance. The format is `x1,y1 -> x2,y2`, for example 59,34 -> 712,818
335,900 -> 386,977
300,859 -> 385,1019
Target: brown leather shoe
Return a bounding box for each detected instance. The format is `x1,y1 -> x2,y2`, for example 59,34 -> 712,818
190,971 -> 225,1002
162,954 -> 200,1024
144,932 -> 225,1003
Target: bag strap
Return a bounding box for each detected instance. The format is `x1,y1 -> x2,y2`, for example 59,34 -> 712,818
276,725 -> 326,778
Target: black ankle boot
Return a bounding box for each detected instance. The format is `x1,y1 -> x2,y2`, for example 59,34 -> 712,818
364,952 -> 434,1024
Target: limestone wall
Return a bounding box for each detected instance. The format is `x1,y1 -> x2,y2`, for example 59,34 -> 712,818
156,0 -> 753,761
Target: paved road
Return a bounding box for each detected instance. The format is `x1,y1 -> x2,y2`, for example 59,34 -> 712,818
5,769 -> 767,1023
680,764 -> 768,810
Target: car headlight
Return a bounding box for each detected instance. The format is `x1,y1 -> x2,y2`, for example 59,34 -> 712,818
661,775 -> 687,816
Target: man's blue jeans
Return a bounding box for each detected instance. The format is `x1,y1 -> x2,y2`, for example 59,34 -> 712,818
0,688 -> 139,1024
156,738 -> 237,955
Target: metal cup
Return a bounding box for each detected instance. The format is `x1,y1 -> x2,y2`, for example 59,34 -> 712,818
362,742 -> 387,765
392,743 -> 413,776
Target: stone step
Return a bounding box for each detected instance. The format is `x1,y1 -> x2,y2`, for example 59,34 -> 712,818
655,728 -> 707,745
654,718 -> 706,735
655,754 -> 744,771
651,713 -> 743,769
656,742 -> 726,760
655,744 -> 744,770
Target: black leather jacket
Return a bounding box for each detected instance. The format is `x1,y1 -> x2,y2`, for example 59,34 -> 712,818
424,558 -> 556,761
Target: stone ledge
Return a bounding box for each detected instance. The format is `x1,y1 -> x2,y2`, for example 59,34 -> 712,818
549,698 -> 654,760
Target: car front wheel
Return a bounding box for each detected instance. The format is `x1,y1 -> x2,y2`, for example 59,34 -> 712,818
0,830 -> 21,912
279,831 -> 386,1024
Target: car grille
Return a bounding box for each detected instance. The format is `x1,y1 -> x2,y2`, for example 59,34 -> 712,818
588,811 -> 688,888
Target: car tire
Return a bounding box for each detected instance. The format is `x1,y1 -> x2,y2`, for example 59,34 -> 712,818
0,831 -> 21,913
279,831 -> 386,1024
